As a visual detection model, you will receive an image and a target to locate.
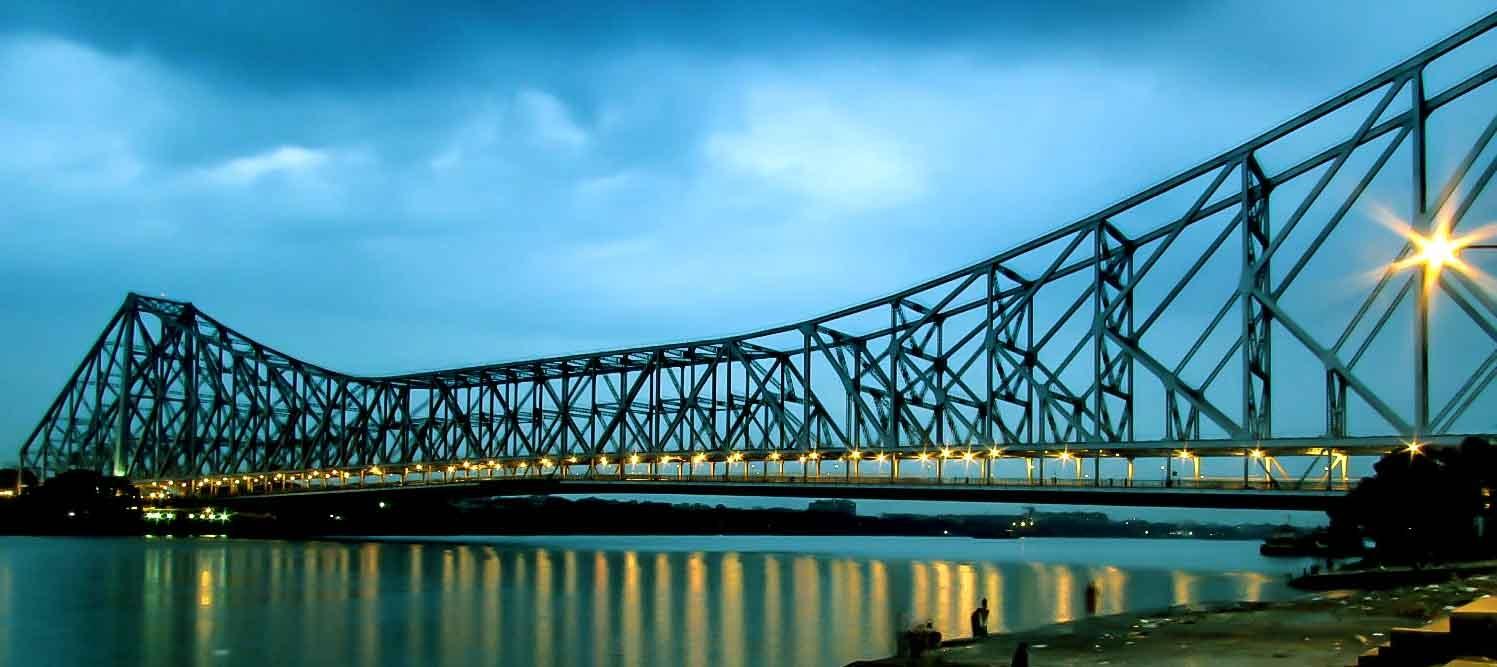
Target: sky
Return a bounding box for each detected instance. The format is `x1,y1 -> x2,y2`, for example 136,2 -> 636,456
1,0 -> 1494,493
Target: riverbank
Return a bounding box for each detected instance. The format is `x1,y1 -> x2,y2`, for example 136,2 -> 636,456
851,575 -> 1497,666
1291,560 -> 1497,590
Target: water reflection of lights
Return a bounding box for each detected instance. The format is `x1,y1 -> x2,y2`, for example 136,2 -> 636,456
653,553 -> 673,663
720,553 -> 745,667
593,552 -> 612,667
869,560 -> 891,653
621,552 -> 641,667
982,564 -> 1006,633
1052,564 -> 1075,623
536,549 -> 554,667
844,559 -> 865,659
792,557 -> 820,667
956,564 -> 978,637
763,554 -> 782,662
910,560 -> 931,628
1236,570 -> 1271,601
2,537 -> 1320,666
687,553 -> 708,667
1172,570 -> 1199,606
932,561 -> 954,634
482,549 -> 501,663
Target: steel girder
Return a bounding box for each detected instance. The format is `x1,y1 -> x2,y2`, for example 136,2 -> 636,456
17,12 -> 1497,483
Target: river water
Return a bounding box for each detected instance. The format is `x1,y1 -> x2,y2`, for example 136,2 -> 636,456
0,535 -> 1312,666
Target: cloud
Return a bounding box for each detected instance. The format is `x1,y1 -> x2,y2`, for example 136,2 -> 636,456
704,91 -> 926,213
517,89 -> 587,150
200,145 -> 330,185
428,111 -> 501,172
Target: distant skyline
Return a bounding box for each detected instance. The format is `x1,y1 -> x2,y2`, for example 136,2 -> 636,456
2,2 -> 1494,464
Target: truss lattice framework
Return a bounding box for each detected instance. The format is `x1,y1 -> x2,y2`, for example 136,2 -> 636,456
19,13 -> 1497,481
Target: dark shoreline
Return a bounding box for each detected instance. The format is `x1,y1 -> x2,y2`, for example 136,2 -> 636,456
2,493 -> 1296,542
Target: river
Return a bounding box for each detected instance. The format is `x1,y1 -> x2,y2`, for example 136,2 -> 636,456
0,535 -> 1313,666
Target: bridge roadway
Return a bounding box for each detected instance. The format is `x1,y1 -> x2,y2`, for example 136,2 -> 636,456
166,474 -> 1352,512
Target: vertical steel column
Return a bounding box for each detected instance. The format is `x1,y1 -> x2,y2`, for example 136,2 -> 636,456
112,300 -> 136,478
985,267 -> 996,446
853,347 -> 863,452
182,310 -> 198,481
1093,221 -> 1134,444
802,330 -> 812,456
1325,370 -> 1348,438
888,303 -> 900,449
1411,70 -> 1431,435
934,317 -> 945,447
1241,155 -> 1273,441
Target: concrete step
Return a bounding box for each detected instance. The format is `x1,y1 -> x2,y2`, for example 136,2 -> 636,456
1384,618 -> 1458,666
1358,644 -> 1389,667
1451,597 -> 1497,655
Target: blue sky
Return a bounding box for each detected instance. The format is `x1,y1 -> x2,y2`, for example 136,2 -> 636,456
1,1 -> 1494,473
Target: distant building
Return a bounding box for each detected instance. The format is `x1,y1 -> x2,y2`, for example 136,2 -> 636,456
808,499 -> 856,515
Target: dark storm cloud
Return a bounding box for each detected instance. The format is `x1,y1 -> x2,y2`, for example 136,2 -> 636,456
0,1 -> 1199,89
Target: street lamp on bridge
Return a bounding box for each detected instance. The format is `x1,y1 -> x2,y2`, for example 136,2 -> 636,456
1391,217 -> 1495,435
1393,222 -> 1494,282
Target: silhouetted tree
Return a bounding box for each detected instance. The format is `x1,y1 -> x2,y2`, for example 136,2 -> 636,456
0,468 -> 38,491
1328,436 -> 1495,563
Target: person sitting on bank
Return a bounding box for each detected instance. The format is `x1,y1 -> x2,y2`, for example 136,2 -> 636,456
902,620 -> 942,657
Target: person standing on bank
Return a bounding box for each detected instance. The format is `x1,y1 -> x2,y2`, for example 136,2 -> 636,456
969,597 -> 991,637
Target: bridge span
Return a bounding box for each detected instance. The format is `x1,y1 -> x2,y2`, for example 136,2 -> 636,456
15,13 -> 1497,503
169,475 -> 1350,512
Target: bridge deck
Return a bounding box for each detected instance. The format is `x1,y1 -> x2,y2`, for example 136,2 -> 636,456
177,475 -> 1349,512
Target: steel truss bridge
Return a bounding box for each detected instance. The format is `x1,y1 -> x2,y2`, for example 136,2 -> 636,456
16,14 -> 1497,508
